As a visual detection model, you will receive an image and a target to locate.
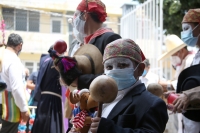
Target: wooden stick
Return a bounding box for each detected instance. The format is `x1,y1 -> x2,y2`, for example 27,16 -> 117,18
98,102 -> 103,117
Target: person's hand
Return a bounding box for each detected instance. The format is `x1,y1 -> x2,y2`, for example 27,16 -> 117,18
21,111 -> 30,123
163,90 -> 176,99
90,117 -> 101,133
173,93 -> 189,113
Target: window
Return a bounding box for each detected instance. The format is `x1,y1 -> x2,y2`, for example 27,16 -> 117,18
25,62 -> 34,74
16,9 -> 27,31
52,20 -> 61,33
22,61 -> 39,74
51,12 -> 63,33
2,7 -> 40,32
2,8 -> 14,30
29,11 -> 40,32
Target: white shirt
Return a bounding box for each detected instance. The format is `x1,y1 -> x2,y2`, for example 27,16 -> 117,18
70,42 -> 82,57
192,50 -> 200,65
1,49 -> 28,112
139,71 -> 159,88
101,80 -> 141,118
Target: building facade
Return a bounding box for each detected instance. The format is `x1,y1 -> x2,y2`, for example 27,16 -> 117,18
0,0 -> 121,73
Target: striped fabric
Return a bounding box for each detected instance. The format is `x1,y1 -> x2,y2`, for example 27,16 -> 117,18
72,110 -> 88,128
84,27 -> 113,44
2,90 -> 21,122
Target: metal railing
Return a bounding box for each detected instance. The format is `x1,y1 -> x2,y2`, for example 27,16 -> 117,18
120,0 -> 173,79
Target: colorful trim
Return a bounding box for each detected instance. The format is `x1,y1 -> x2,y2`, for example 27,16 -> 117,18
2,90 -> 21,122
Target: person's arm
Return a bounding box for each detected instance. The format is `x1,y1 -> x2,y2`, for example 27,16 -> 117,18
26,80 -> 35,90
9,62 -> 29,112
91,99 -> 168,133
173,86 -> 200,112
27,73 -> 35,90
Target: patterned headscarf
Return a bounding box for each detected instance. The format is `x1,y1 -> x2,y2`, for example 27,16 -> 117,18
182,9 -> 200,23
103,39 -> 146,63
77,0 -> 107,22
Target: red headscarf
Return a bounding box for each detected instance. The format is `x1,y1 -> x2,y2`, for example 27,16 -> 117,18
77,0 -> 107,22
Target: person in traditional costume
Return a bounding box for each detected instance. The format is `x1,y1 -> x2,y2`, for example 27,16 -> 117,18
168,9 -> 200,133
90,38 -> 168,133
159,35 -> 194,133
53,43 -> 104,133
31,42 -> 67,133
70,0 -> 121,89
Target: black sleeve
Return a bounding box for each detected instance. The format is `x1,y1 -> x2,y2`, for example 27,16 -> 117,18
97,100 -> 168,133
77,74 -> 101,89
104,33 -> 121,48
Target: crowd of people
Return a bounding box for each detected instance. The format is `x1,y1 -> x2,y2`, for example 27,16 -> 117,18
0,0 -> 199,133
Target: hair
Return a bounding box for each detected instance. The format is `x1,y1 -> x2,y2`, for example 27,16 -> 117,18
55,57 -> 82,86
89,12 -> 101,23
143,59 -> 150,67
193,22 -> 199,27
7,33 -> 23,47
49,44 -> 54,51
81,11 -> 101,23
183,46 -> 188,50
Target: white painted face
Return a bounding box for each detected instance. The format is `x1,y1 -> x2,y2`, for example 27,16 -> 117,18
182,23 -> 193,32
104,57 -> 134,73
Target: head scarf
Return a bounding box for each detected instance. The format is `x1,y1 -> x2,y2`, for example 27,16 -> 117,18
77,0 -> 107,22
182,9 -> 200,23
103,39 -> 146,63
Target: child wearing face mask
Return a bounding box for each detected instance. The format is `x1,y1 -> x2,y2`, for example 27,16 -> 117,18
90,39 -> 168,133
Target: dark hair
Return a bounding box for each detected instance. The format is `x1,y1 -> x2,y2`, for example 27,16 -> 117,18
7,33 -> 23,47
193,22 -> 199,27
143,59 -> 150,67
55,57 -> 82,86
80,11 -> 101,23
184,46 -> 188,50
89,12 -> 101,23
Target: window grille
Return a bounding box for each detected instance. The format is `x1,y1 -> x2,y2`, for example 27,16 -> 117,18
2,8 -> 40,32
52,20 -> 61,33
16,9 -> 27,31
2,8 -> 14,30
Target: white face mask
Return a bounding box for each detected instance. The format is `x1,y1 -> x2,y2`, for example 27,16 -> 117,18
171,56 -> 181,67
73,13 -> 86,35
73,27 -> 84,43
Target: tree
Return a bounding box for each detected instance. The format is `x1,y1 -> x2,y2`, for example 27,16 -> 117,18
133,0 -> 200,37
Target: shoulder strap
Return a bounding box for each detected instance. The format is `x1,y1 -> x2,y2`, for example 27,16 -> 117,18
0,46 -> 6,73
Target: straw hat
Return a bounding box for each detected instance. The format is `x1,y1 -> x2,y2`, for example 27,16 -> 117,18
158,35 -> 187,61
74,44 -> 103,74
52,44 -> 103,86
